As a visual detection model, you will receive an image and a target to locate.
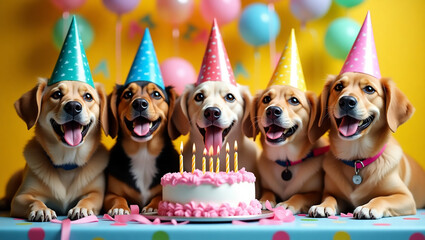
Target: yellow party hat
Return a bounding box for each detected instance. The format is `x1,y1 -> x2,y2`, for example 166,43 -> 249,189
268,29 -> 306,91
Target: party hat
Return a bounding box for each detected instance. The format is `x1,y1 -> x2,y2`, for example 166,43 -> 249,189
340,11 -> 381,79
125,28 -> 165,90
49,16 -> 94,88
196,19 -> 236,86
268,29 -> 306,91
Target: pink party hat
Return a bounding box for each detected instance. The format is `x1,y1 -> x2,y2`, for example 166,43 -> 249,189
196,19 -> 236,86
340,11 -> 381,79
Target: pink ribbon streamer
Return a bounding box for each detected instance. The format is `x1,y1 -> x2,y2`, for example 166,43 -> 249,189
232,201 -> 295,225
51,215 -> 98,240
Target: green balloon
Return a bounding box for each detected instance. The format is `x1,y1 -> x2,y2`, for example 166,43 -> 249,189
52,15 -> 94,50
325,18 -> 360,60
335,0 -> 365,8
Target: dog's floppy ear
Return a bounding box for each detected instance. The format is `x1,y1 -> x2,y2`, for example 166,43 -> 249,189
14,78 -> 47,130
243,90 -> 260,140
168,84 -> 193,140
307,75 -> 334,143
95,82 -> 109,135
305,91 -> 319,143
107,84 -> 123,139
381,78 -> 415,132
165,86 -> 178,121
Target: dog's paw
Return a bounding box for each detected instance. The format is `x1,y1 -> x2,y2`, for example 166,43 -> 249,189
308,205 -> 335,218
141,206 -> 157,214
353,206 -> 383,219
107,208 -> 130,217
260,200 -> 276,210
276,202 -> 297,214
68,207 -> 95,220
28,208 -> 57,222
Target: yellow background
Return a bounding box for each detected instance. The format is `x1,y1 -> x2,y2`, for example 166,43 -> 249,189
0,0 -> 424,195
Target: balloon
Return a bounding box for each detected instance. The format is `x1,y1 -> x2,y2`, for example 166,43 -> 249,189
51,0 -> 87,12
102,0 -> 140,15
238,3 -> 280,47
335,0 -> 365,8
156,0 -> 194,26
53,15 -> 94,50
160,57 -> 196,94
290,0 -> 332,24
200,0 -> 241,26
324,18 -> 360,60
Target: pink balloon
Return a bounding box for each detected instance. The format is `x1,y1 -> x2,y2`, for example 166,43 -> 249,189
51,0 -> 87,11
103,0 -> 140,15
157,0 -> 194,26
200,0 -> 241,26
160,57 -> 196,94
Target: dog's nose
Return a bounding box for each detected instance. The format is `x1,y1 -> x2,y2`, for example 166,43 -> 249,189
132,99 -> 149,112
64,101 -> 82,116
266,106 -> 282,120
204,107 -> 221,122
339,96 -> 357,112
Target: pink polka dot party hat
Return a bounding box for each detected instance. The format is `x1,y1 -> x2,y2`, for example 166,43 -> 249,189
340,11 -> 381,79
196,19 -> 236,86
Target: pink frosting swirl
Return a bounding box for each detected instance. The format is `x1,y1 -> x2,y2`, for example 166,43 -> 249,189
158,200 -> 262,217
161,168 -> 256,187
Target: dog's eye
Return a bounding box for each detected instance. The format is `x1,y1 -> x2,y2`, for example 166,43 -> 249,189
123,91 -> 133,99
152,91 -> 162,100
288,97 -> 300,106
51,91 -> 63,100
83,93 -> 93,102
262,96 -> 271,104
363,86 -> 376,94
194,93 -> 204,102
334,83 -> 344,92
224,93 -> 235,102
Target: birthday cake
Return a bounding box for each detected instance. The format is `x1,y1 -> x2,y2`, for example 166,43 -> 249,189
158,168 -> 261,217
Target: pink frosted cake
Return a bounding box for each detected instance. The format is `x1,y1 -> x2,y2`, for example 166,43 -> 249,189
158,168 -> 261,217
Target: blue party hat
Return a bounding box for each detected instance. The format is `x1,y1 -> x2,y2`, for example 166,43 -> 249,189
49,16 -> 94,88
125,28 -> 164,90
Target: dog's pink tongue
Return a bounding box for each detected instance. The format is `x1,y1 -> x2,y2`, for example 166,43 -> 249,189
205,126 -> 223,154
133,118 -> 150,136
339,116 -> 360,137
63,122 -> 82,147
266,125 -> 284,140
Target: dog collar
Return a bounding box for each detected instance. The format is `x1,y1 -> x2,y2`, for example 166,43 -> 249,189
275,146 -> 330,181
341,144 -> 387,185
46,153 -> 80,171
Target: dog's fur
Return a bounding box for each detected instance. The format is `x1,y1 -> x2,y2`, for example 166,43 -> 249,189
104,82 -> 178,216
168,81 -> 258,176
244,85 -> 328,213
9,78 -> 109,221
308,72 -> 425,219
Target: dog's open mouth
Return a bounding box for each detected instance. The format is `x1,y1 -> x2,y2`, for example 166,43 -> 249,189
125,116 -> 161,139
50,119 -> 92,147
198,121 -> 235,154
336,115 -> 375,138
264,124 -> 298,143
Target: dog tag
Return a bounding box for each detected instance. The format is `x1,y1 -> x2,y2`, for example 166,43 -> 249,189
352,174 -> 362,185
281,169 -> 292,181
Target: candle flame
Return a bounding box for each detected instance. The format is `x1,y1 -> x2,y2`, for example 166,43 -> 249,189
192,143 -> 196,154
234,140 -> 238,151
208,146 -> 213,157
203,148 -> 207,156
180,141 -> 183,153
217,145 -> 220,155
226,142 -> 229,153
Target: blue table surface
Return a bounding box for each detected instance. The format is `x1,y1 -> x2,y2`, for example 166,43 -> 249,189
0,210 -> 424,240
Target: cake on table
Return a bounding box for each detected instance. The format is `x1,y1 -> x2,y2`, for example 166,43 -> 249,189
158,168 -> 262,217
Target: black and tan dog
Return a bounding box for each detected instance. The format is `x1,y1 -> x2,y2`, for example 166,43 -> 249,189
104,81 -> 178,216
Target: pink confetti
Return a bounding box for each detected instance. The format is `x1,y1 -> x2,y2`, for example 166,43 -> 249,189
297,214 -> 307,217
328,216 -> 339,220
341,213 -> 353,218
373,223 -> 391,226
403,218 -> 420,220
28,227 -> 45,240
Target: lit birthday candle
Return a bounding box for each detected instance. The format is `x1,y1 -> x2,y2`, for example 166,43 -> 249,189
202,148 -> 207,174
209,146 -> 214,172
216,146 -> 220,173
192,143 -> 196,173
179,141 -> 183,174
234,140 -> 238,172
226,142 -> 230,173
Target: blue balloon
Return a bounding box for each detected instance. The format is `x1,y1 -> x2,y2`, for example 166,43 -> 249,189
238,3 -> 280,47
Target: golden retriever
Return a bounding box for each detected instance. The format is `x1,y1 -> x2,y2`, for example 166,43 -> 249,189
244,85 -> 328,213
168,81 -> 258,175
8,78 -> 109,221
104,82 -> 178,216
308,72 -> 425,219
